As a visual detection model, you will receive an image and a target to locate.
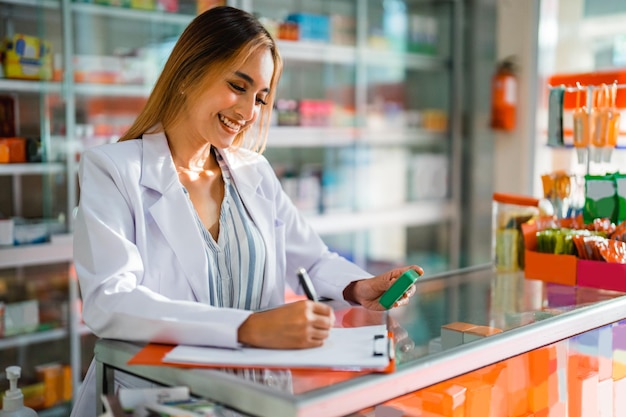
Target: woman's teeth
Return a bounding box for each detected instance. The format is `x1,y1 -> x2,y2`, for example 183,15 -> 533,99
219,115 -> 241,131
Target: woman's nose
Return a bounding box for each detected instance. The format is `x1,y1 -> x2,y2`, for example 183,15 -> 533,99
235,95 -> 257,121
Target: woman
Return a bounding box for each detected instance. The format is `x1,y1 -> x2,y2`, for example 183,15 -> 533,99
71,6 -> 422,416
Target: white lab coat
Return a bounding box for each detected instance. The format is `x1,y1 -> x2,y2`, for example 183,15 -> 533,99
70,131 -> 371,417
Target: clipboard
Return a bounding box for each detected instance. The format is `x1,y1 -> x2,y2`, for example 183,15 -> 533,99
128,324 -> 396,373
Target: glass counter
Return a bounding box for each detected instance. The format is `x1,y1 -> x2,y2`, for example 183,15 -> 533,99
94,264 -> 626,416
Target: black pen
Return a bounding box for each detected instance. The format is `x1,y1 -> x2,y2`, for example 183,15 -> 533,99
296,267 -> 319,302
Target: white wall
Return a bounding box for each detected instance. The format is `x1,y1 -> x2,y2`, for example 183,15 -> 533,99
493,0 -> 540,196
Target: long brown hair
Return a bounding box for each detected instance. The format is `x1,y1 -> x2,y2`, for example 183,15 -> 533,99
119,6 -> 282,153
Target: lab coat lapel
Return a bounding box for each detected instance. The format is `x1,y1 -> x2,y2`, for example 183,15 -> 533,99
140,132 -> 210,303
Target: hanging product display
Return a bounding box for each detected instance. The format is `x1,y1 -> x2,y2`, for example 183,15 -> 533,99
547,70 -> 626,169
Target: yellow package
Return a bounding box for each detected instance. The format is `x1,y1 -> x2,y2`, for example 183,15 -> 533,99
2,34 -> 52,80
131,0 -> 155,10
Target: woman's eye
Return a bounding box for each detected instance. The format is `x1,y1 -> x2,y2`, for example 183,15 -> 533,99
229,82 -> 245,92
256,97 -> 268,106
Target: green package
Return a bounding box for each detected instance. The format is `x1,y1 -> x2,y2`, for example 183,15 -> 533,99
615,173 -> 626,223
584,174 -> 617,223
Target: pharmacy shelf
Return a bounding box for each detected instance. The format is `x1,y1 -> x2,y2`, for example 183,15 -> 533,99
268,127 -> 357,147
267,127 -> 447,148
0,328 -> 66,350
0,324 -> 91,350
363,48 -> 448,70
0,78 -> 62,94
0,162 -> 65,176
277,40 -> 357,64
71,2 -> 193,25
0,0 -> 59,9
306,200 -> 456,235
0,235 -> 72,268
360,128 -> 448,146
73,82 -> 152,97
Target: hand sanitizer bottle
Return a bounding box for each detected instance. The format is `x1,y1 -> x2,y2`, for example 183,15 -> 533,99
0,367 -> 38,417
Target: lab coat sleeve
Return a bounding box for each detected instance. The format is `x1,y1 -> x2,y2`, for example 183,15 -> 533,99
74,146 -> 251,348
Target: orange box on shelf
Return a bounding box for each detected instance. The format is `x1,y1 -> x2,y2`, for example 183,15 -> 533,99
522,222 -> 578,285
524,250 -> 578,286
463,325 -> 503,343
522,221 -> 578,286
0,137 -> 27,163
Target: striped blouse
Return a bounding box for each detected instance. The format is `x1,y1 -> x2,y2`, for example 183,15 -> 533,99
184,149 -> 266,311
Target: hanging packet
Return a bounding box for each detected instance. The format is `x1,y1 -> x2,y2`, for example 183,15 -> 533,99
614,172 -> 626,223
547,85 -> 565,146
584,174 -> 617,224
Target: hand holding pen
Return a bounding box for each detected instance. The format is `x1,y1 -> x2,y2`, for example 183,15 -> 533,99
236,267 -> 334,349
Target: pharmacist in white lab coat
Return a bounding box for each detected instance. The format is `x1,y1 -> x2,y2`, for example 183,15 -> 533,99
70,6 -> 422,417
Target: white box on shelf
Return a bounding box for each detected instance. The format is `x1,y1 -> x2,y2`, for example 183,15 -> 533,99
4,300 -> 39,336
0,218 -> 14,246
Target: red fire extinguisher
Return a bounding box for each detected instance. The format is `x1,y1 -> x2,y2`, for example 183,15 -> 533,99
490,57 -> 518,132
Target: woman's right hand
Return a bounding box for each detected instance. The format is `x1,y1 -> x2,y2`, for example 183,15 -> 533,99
237,300 -> 335,349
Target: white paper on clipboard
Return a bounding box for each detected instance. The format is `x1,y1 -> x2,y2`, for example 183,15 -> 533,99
162,324 -> 391,371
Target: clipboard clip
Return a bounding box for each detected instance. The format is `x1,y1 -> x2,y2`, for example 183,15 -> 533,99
372,334 -> 387,357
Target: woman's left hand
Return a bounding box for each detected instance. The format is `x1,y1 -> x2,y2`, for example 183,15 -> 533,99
351,265 -> 423,311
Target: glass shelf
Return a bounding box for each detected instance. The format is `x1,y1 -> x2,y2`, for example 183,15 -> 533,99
363,48 -> 448,70
0,235 -> 72,268
0,79 -> 63,94
0,324 -> 91,350
0,162 -> 65,176
277,40 -> 357,64
306,200 -> 456,235
73,82 -> 152,97
71,2 -> 194,25
0,0 -> 59,9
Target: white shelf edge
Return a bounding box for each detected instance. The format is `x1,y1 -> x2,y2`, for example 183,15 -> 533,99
0,162 -> 66,176
0,327 -> 67,350
74,82 -> 152,97
267,126 -> 448,148
276,41 -> 447,69
0,235 -> 73,268
71,2 -> 194,25
268,126 -> 357,147
0,0 -> 59,9
0,78 -> 63,94
0,324 -> 92,350
306,200 -> 455,235
363,49 -> 447,70
277,40 -> 357,64
359,128 -> 448,145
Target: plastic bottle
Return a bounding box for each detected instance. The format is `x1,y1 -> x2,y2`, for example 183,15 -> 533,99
0,367 -> 38,417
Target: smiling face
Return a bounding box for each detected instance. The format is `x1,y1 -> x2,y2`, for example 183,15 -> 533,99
176,47 -> 275,150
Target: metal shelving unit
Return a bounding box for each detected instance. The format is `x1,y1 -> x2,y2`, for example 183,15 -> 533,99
0,0 -> 463,412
